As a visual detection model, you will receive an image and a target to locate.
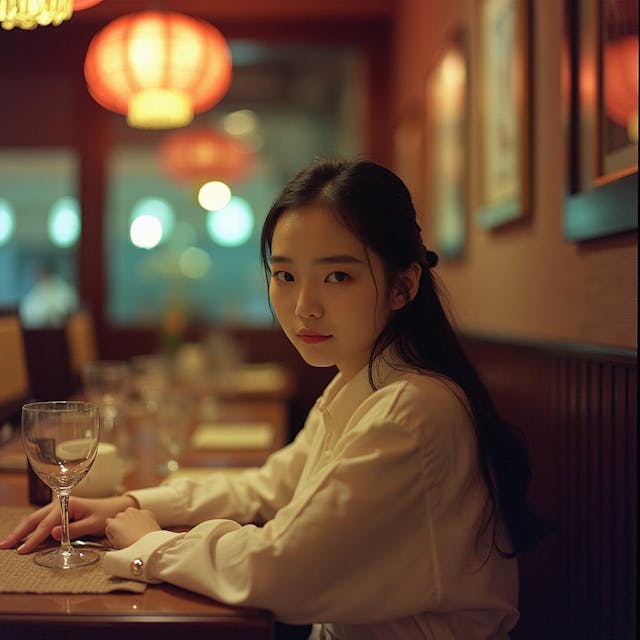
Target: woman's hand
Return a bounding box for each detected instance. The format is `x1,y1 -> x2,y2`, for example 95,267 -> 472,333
0,495 -> 139,554
105,508 -> 161,549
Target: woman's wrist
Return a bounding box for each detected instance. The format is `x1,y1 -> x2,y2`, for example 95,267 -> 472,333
121,494 -> 140,509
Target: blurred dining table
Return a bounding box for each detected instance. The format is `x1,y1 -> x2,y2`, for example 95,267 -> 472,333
0,366 -> 296,640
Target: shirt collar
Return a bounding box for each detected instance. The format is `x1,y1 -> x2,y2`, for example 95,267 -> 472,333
318,349 -> 405,427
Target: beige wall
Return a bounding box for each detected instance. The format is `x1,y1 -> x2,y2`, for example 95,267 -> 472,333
391,0 -> 637,350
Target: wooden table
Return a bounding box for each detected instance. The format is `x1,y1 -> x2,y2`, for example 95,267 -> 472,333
0,473 -> 274,640
0,386 -> 293,640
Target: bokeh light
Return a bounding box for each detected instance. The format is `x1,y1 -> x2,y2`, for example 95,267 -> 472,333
222,109 -> 257,136
179,246 -> 212,278
48,196 -> 81,248
130,197 -> 175,240
198,181 -> 231,211
0,198 -> 15,245
206,196 -> 254,247
130,214 -> 163,249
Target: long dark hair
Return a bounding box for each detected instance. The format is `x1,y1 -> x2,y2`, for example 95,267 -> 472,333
261,158 -> 548,557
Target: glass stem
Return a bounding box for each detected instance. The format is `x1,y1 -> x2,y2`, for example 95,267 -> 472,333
57,491 -> 73,555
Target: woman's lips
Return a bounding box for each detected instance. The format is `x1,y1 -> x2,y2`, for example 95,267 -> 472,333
298,332 -> 331,344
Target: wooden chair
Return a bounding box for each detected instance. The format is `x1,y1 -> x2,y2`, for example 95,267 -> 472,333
0,310 -> 30,422
22,309 -> 98,401
65,309 -> 98,386
22,326 -> 73,401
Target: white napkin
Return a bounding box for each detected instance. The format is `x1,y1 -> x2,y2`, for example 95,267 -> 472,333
217,364 -> 289,394
191,422 -> 275,450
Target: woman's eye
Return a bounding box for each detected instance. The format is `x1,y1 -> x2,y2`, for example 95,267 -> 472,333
273,270 -> 294,282
325,271 -> 350,283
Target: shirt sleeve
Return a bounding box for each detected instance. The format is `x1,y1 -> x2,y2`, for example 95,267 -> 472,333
126,401 -> 319,527
104,381 -> 488,625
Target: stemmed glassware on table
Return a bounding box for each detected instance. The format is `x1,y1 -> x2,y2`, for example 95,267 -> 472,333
82,360 -> 130,443
22,401 -> 100,569
155,394 -> 192,475
130,354 -> 169,412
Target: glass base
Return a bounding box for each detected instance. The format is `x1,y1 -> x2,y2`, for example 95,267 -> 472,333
33,546 -> 99,569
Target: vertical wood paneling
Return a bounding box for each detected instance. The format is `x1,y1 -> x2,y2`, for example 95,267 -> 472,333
626,366 -> 638,637
599,363 -> 613,639
462,336 -> 637,640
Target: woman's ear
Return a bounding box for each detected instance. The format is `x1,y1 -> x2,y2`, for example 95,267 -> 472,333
391,262 -> 422,310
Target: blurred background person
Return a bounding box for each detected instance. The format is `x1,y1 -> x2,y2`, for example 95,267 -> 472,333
19,261 -> 79,328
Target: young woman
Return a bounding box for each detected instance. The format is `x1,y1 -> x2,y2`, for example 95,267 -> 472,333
1,159 -> 546,639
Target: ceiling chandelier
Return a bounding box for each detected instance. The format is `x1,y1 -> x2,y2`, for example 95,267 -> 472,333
1,0 -> 102,30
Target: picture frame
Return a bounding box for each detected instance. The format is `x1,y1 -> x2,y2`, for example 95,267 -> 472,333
475,0 -> 533,229
393,105 -> 426,216
563,0 -> 638,241
425,29 -> 470,259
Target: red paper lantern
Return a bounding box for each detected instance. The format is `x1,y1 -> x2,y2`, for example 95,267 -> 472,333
604,35 -> 638,134
84,11 -> 232,129
160,128 -> 255,185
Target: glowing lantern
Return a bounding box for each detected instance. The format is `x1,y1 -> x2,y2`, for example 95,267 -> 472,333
160,128 -> 255,185
604,35 -> 638,141
84,11 -> 232,129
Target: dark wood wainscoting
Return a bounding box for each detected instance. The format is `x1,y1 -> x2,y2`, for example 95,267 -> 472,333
461,335 -> 637,640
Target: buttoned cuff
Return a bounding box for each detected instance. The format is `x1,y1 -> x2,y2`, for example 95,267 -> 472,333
103,529 -> 182,583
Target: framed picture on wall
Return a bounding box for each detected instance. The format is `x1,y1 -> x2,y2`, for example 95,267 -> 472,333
475,0 -> 533,229
393,105 -> 425,218
563,0 -> 638,241
425,29 -> 469,259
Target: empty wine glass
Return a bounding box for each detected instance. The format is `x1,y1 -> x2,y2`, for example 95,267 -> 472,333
155,394 -> 192,474
22,401 -> 100,569
130,354 -> 169,412
81,360 -> 130,443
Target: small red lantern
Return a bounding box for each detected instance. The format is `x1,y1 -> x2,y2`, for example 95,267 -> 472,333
604,35 -> 638,137
160,128 -> 255,185
84,11 -> 232,129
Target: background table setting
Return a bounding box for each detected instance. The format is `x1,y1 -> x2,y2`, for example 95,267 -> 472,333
0,341 -> 294,639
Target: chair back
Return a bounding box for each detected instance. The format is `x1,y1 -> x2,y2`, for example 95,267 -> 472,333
22,327 -> 72,401
0,311 -> 30,420
65,310 -> 98,380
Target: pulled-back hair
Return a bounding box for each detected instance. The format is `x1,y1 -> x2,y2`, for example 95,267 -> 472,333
260,158 -> 548,557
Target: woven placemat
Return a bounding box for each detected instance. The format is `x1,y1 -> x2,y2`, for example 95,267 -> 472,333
0,506 -> 146,594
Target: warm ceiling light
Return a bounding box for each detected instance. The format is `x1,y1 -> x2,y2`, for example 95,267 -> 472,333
0,0 -> 102,30
83,10 -> 232,129
1,0 -> 72,30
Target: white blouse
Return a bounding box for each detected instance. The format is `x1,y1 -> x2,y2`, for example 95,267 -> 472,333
104,358 -> 519,639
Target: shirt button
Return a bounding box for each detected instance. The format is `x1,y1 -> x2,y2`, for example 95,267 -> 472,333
129,558 -> 144,576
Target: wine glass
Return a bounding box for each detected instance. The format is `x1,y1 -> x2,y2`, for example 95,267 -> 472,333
155,394 -> 192,474
81,360 -> 130,443
22,401 -> 100,569
130,354 -> 169,412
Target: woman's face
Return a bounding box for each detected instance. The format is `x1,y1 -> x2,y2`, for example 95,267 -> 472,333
268,205 -> 401,380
